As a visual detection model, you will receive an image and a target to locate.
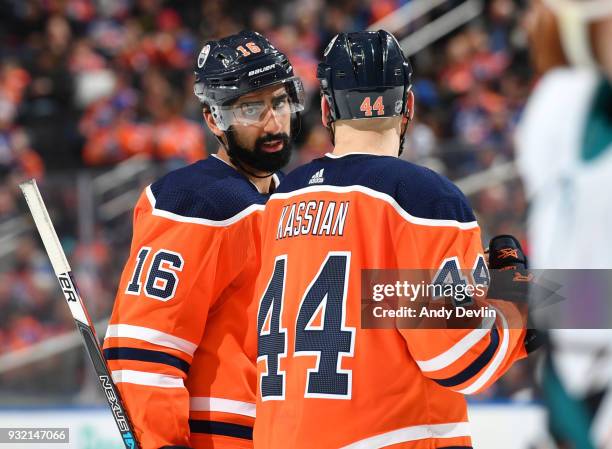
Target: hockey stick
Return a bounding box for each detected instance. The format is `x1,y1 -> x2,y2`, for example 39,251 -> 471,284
19,179 -> 140,449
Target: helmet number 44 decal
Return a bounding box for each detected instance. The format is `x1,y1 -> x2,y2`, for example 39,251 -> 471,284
237,42 -> 262,57
360,96 -> 384,117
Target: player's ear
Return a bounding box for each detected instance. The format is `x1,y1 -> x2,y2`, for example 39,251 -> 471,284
402,90 -> 415,126
203,108 -> 224,137
320,96 -> 331,128
408,90 -> 415,121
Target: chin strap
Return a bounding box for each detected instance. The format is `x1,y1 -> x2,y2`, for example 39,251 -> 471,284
291,112 -> 302,141
324,110 -> 336,146
398,117 -> 409,157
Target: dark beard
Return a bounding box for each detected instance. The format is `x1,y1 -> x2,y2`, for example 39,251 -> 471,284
225,130 -> 292,174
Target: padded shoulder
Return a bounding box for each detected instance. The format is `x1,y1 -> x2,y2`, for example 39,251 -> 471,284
278,154 -> 475,223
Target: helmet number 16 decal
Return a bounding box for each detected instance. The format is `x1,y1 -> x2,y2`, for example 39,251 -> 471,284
359,96 -> 385,117
237,42 -> 262,57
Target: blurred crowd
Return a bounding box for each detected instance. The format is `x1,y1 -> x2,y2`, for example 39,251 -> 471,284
0,0 -> 535,401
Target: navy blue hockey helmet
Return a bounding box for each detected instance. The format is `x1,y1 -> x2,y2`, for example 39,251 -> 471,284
194,31 -> 305,131
317,30 -> 412,123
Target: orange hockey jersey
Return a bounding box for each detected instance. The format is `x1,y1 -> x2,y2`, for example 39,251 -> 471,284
103,156 -> 279,449
253,152 -> 528,449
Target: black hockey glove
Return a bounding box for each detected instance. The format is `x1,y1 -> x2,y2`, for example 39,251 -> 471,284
487,234 -> 544,354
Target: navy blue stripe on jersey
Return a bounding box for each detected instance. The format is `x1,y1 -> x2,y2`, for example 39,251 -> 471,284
277,154 -> 475,223
189,420 -> 253,440
103,348 -> 190,374
433,328 -> 500,388
150,156 -> 282,222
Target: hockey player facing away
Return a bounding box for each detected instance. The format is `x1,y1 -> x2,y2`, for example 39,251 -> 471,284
102,31 -> 304,449
253,30 -> 530,449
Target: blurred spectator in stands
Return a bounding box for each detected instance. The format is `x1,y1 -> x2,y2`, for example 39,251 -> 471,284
487,0 -> 518,53
145,83 -> 206,168
9,129 -> 45,181
80,74 -> 140,165
290,125 -> 333,170
0,185 -> 19,223
20,14 -> 79,169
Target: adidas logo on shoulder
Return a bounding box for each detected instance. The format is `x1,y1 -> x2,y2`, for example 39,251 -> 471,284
308,168 -> 325,185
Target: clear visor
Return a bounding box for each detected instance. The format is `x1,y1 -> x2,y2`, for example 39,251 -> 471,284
213,78 -> 305,131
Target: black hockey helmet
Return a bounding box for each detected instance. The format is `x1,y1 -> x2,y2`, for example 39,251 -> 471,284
317,30 -> 412,123
193,30 -> 305,131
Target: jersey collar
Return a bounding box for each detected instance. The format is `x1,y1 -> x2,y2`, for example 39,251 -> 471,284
324,151 -> 389,159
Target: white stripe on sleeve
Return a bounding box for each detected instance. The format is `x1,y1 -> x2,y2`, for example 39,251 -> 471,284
111,370 -> 184,388
415,315 -> 496,373
339,421 -> 471,449
190,397 -> 256,418
105,324 -> 197,357
458,307 -> 509,394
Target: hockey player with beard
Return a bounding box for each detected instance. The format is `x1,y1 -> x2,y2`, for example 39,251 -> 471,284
102,31 -> 304,449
